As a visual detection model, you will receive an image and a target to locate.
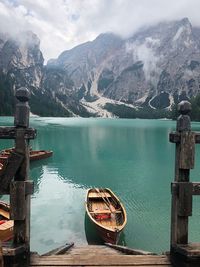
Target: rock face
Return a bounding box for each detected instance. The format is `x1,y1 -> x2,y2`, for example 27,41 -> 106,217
1,18 -> 200,117
0,31 -> 45,115
0,31 -> 44,89
47,17 -> 200,116
0,31 -> 71,116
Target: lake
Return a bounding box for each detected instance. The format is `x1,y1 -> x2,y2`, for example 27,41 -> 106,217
0,117 -> 200,254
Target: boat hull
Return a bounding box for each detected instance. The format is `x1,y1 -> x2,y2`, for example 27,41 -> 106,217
0,221 -> 13,242
30,150 -> 53,161
0,201 -> 13,242
92,218 -> 121,244
85,188 -> 127,245
0,149 -> 53,163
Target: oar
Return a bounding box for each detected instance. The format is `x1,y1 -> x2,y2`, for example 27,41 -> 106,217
100,188 -> 117,213
95,188 -> 115,213
101,188 -> 118,207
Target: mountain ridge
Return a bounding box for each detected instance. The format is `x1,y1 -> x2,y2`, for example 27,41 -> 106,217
1,17 -> 200,117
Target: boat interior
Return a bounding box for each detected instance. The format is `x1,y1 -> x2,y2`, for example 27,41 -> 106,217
87,189 -> 125,229
0,203 -> 14,241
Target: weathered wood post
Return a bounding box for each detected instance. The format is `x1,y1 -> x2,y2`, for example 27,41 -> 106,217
0,87 -> 36,266
12,87 -> 31,252
0,242 -> 4,267
170,101 -> 194,246
170,101 -> 200,267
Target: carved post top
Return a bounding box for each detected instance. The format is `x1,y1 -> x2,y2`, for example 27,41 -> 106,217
176,101 -> 191,132
14,87 -> 30,128
178,101 -> 191,115
15,87 -> 30,102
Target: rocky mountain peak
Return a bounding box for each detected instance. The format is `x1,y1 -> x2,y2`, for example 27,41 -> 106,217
0,31 -> 43,71
43,18 -> 200,116
1,18 -> 200,118
0,31 -> 44,93
179,17 -> 191,27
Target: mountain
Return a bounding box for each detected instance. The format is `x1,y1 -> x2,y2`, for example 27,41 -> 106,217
0,31 -> 71,116
1,18 -> 200,117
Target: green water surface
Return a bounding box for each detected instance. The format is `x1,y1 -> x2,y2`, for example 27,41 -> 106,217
0,117 -> 200,254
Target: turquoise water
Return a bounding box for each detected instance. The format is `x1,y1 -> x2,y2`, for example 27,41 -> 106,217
0,117 -> 200,254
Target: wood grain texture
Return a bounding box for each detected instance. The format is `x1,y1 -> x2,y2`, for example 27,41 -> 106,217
0,151 -> 23,192
179,132 -> 195,169
30,254 -> 171,266
29,245 -> 172,266
10,181 -> 26,220
0,127 -> 36,140
0,242 -> 3,267
178,182 -> 193,217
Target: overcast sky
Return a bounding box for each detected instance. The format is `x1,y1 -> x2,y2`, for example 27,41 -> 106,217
0,0 -> 200,61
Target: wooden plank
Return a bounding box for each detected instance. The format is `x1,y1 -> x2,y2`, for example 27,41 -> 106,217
66,246 -> 122,255
195,133 -> 200,143
177,216 -> 189,244
25,181 -> 34,195
172,182 -> 200,196
192,182 -> 200,195
10,181 -> 26,220
0,127 -> 36,139
0,242 -> 3,267
90,209 -> 111,214
0,181 -> 34,196
172,243 -> 200,257
42,243 -> 74,256
0,127 -> 15,139
68,251 -> 121,255
179,132 -> 195,169
2,244 -> 27,256
170,132 -> 200,144
169,132 -> 180,143
0,151 -> 24,192
178,182 -> 193,216
30,266 -> 172,267
89,192 -> 111,198
170,128 -> 193,246
171,172 -> 190,244
13,127 -> 31,246
105,243 -> 156,255
0,208 -> 9,219
30,255 -> 171,265
30,265 -> 172,267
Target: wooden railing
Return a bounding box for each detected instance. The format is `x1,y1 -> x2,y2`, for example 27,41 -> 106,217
170,100 -> 200,266
0,88 -> 36,267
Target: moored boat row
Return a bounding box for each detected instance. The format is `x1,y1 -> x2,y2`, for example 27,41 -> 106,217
0,147 -> 126,245
0,148 -> 53,163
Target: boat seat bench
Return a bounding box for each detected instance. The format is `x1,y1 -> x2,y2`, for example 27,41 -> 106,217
88,192 -> 112,198
0,209 -> 9,219
90,210 -> 121,214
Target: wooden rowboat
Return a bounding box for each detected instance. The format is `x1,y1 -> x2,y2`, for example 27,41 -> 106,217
0,148 -> 53,162
29,150 -> 53,161
0,201 -> 13,242
85,188 -> 127,244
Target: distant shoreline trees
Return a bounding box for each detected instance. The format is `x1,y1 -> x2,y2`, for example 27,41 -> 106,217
1,81 -> 200,120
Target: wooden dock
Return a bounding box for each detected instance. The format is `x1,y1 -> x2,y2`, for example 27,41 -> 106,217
30,245 -> 172,267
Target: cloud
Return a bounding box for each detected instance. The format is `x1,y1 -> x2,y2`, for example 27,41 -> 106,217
0,0 -> 200,62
